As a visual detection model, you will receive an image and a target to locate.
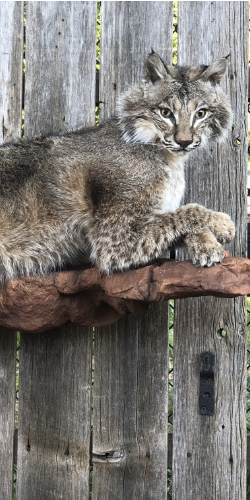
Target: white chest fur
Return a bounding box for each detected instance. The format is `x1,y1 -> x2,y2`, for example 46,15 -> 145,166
154,158 -> 185,214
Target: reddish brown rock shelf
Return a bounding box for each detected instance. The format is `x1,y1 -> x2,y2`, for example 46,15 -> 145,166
0,256 -> 249,332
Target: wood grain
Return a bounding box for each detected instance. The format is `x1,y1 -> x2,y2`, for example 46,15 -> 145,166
0,2 -> 23,498
92,306 -> 170,500
99,1 -> 173,121
16,3 -> 96,499
0,329 -> 17,500
17,325 -> 92,499
172,3 -> 248,499
93,2 -> 173,498
24,1 -> 96,138
0,2 -> 23,143
12,430 -> 250,473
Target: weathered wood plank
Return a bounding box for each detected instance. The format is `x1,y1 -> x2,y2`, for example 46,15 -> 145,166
0,2 -> 23,143
17,326 -> 92,499
92,306 -> 170,500
24,1 -> 96,138
172,2 -> 248,499
93,2 -> 173,498
99,1 -> 173,121
16,2 -> 96,499
0,329 -> 17,500
0,2 -> 23,498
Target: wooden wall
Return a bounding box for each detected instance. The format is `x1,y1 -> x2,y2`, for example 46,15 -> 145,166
173,3 -> 248,499
0,2 -> 248,499
0,3 -> 23,499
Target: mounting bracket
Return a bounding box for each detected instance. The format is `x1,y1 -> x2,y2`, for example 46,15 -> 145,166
199,352 -> 215,416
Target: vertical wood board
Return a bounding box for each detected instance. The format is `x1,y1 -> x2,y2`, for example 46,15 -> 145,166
0,2 -> 23,499
172,2 -> 248,499
93,306 -> 170,500
0,1 -> 23,143
24,1 -> 96,138
0,329 -> 17,500
93,2 -> 173,499
17,326 -> 92,500
99,1 -> 173,121
16,2 -> 96,499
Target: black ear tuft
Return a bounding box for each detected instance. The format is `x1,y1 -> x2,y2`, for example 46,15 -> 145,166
144,52 -> 169,84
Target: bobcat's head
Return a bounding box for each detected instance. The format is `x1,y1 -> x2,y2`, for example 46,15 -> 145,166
118,52 -> 232,154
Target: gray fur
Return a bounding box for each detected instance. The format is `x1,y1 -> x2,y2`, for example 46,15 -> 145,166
0,53 -> 234,282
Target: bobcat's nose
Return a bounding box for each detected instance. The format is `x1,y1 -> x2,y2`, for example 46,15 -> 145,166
175,138 -> 193,149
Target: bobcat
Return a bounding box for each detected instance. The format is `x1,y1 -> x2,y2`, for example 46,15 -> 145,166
0,52 -> 234,282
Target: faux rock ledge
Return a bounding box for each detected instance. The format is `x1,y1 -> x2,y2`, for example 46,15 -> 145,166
0,255 -> 249,332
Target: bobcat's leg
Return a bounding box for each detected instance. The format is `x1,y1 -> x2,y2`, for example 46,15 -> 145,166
89,203 -> 235,273
172,204 -> 235,244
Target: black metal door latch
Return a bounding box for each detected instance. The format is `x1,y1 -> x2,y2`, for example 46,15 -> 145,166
199,352 -> 215,416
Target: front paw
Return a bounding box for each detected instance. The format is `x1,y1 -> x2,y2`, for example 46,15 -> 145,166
209,211 -> 235,244
185,230 -> 226,267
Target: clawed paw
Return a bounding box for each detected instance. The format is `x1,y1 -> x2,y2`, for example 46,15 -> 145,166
191,245 -> 225,267
185,230 -> 226,268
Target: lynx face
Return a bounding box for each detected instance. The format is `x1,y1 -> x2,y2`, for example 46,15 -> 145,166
118,53 -> 232,155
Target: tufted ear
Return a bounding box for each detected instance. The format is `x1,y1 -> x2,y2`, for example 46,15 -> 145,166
144,52 -> 172,84
199,58 -> 228,85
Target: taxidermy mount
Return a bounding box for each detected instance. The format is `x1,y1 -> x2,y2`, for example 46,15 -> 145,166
0,52 -> 234,282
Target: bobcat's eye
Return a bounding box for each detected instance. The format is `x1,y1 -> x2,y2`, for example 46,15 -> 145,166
195,109 -> 207,119
160,108 -> 172,118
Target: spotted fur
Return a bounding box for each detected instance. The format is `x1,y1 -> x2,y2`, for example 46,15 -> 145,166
0,53 -> 234,282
